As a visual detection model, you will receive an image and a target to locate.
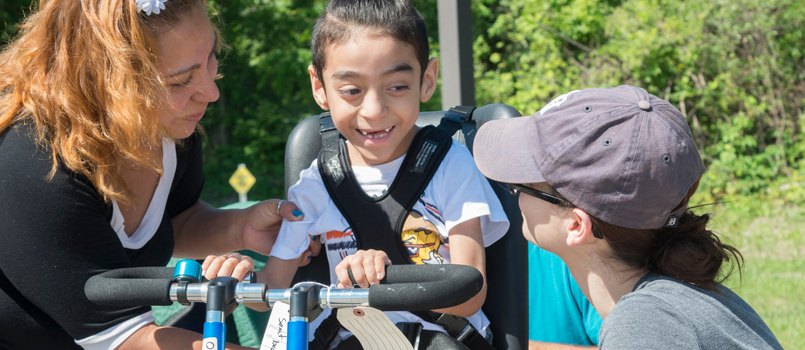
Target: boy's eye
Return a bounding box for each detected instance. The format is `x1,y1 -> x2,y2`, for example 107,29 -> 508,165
339,88 -> 361,96
389,85 -> 409,92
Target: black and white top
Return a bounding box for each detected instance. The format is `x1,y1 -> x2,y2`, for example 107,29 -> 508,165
0,122 -> 204,349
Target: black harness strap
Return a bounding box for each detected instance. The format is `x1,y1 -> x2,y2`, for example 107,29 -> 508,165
317,107 -> 474,265
313,107 -> 495,350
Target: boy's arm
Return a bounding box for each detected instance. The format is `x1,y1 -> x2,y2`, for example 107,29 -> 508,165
333,220 -> 486,316
244,256 -> 306,312
433,217 -> 486,317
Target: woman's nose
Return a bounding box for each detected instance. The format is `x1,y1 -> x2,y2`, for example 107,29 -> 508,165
194,62 -> 220,103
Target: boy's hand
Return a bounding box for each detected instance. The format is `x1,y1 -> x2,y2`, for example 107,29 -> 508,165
201,253 -> 254,281
334,250 -> 391,289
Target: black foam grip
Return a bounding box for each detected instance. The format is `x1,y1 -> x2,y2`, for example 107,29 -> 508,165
368,265 -> 483,311
84,267 -> 175,306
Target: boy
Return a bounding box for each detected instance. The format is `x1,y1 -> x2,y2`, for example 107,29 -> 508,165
256,1 -> 509,349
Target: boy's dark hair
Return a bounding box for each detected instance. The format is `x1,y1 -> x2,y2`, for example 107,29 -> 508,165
311,0 -> 430,89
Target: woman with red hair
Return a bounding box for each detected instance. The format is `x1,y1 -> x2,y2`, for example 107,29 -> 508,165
0,1 -> 307,348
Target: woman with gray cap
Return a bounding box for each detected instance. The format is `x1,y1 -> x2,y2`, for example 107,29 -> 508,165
473,85 -> 782,350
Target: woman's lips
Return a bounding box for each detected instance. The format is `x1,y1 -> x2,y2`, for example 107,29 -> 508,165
184,112 -> 204,122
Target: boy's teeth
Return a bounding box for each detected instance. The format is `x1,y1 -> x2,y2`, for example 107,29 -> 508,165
359,127 -> 392,139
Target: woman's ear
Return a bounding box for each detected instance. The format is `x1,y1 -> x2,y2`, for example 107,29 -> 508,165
420,58 -> 439,103
309,65 -> 329,110
566,208 -> 596,246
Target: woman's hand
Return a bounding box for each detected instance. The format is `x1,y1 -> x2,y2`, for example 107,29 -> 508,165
200,253 -> 254,281
239,199 -> 302,256
239,199 -> 321,266
334,250 -> 391,289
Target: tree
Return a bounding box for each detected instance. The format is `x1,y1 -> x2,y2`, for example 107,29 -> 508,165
471,0 -> 805,204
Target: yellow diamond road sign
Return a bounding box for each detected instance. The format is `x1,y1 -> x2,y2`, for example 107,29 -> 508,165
229,163 -> 256,195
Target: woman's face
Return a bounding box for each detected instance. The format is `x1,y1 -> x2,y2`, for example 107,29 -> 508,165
155,5 -> 219,139
518,183 -> 569,251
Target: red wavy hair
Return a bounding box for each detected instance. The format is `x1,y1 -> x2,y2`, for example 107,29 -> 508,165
0,0 -> 220,203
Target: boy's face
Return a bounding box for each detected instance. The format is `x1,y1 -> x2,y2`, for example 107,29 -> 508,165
309,33 -> 438,166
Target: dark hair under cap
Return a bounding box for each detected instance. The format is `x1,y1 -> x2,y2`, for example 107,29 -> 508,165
311,0 -> 430,88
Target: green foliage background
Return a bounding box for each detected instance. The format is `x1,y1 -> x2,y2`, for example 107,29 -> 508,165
2,0 -> 803,346
7,0 -> 801,209
471,0 -> 805,211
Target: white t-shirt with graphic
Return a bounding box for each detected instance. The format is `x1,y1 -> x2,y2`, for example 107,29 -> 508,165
271,139 -> 510,347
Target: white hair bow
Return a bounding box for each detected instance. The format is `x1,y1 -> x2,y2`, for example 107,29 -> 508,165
137,0 -> 169,16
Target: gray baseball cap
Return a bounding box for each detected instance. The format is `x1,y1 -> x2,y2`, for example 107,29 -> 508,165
474,85 -> 705,230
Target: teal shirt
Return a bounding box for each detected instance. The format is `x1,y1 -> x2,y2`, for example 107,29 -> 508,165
529,244 -> 602,345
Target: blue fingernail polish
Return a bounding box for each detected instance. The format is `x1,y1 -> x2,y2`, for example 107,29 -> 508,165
308,255 -> 312,260
312,236 -> 318,241
293,210 -> 304,217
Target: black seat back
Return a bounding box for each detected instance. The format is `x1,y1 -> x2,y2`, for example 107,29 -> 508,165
284,104 -> 527,350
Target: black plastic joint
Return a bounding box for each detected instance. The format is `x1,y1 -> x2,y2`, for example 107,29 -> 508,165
289,284 -> 323,318
206,276 -> 238,313
290,287 -> 309,318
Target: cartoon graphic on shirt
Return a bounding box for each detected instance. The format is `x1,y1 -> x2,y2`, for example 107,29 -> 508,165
324,228 -> 357,260
401,209 -> 445,264
322,201 -> 446,265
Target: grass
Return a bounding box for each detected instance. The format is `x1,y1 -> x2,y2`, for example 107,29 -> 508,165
712,203 -> 805,349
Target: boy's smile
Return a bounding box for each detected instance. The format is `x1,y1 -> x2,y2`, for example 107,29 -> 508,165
309,33 -> 438,167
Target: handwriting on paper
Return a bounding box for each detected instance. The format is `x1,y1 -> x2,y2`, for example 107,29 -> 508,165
261,302 -> 290,350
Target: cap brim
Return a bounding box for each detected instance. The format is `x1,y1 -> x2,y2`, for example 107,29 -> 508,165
474,117 -> 546,184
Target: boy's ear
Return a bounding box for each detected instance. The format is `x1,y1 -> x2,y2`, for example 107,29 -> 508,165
309,64 -> 330,110
420,58 -> 438,103
566,208 -> 596,246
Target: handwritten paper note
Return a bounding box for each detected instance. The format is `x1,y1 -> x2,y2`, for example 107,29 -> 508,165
260,302 -> 290,350
337,307 -> 413,350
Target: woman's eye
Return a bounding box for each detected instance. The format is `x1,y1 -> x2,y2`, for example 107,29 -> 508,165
170,76 -> 192,88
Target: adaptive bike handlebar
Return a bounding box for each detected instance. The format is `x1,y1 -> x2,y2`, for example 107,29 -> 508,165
85,264 -> 483,311
84,262 -> 484,350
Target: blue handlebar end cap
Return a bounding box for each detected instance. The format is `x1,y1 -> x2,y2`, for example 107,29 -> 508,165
173,259 -> 202,283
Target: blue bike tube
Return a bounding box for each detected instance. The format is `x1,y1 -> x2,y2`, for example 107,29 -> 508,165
203,311 -> 226,350
287,316 -> 309,350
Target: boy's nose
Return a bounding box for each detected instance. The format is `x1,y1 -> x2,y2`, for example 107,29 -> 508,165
359,89 -> 387,120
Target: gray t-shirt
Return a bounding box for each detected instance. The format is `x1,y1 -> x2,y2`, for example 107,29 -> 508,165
599,274 -> 782,350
